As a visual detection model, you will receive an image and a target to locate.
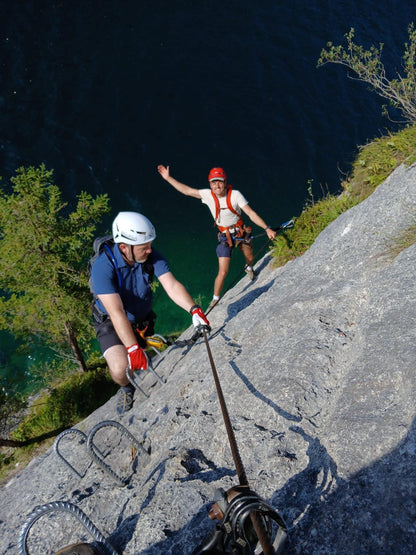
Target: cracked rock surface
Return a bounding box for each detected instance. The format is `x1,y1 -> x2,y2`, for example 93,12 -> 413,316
1,164 -> 416,554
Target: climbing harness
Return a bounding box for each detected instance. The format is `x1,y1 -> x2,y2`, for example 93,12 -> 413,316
195,327 -> 287,553
18,501 -> 118,555
206,218 -> 295,317
54,420 -> 149,486
211,186 -> 245,247
172,218 -> 294,350
211,186 -> 241,223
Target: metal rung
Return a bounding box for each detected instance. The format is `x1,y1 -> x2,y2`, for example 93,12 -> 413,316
125,361 -> 165,395
125,366 -> 149,397
18,501 -> 118,555
54,429 -> 89,479
87,420 -> 150,486
54,421 -> 148,486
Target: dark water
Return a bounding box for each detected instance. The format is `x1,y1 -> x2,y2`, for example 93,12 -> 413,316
1,1 -> 415,393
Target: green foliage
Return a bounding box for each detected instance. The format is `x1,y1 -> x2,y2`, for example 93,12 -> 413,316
318,23 -> 416,123
273,27 -> 416,268
271,123 -> 416,267
0,388 -> 27,427
0,164 -> 110,365
271,193 -> 357,266
11,368 -> 117,442
347,125 -> 416,197
27,355 -> 84,388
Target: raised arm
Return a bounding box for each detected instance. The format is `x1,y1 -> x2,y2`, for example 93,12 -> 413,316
157,165 -> 201,199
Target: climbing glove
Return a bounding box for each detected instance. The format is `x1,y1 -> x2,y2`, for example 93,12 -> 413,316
126,343 -> 148,371
190,305 -> 210,331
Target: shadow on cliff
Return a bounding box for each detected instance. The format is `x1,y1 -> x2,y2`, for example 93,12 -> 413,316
221,328 -> 302,423
116,416 -> 416,554
275,417 -> 416,554
108,451 -> 235,553
225,277 -> 276,325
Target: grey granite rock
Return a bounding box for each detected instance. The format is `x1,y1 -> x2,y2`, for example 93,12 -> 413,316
1,164 -> 415,554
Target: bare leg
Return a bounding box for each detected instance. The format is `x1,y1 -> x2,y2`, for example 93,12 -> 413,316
213,256 -> 231,297
103,344 -> 130,386
239,242 -> 254,267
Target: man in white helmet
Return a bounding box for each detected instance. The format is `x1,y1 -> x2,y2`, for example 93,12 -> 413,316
90,211 -> 210,414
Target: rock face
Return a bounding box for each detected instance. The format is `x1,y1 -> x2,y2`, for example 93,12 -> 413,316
1,164 -> 416,554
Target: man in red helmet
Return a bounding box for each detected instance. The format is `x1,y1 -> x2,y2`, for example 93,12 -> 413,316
157,164 -> 276,310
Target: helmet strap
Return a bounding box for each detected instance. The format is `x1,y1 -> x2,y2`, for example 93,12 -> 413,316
119,243 -> 135,266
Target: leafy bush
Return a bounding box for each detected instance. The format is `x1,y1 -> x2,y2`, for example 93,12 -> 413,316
11,368 -> 117,443
318,23 -> 416,124
0,388 -> 27,435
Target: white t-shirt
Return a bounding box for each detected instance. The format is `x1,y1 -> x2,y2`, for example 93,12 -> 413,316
199,188 -> 249,227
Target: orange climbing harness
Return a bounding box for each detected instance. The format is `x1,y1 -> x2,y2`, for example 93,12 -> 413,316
211,186 -> 245,247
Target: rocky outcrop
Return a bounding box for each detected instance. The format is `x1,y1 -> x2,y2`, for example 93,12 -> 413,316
1,164 -> 415,554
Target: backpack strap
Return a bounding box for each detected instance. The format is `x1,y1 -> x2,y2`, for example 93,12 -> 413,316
91,243 -> 155,325
103,243 -> 122,289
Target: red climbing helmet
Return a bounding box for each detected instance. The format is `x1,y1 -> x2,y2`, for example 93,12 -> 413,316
208,167 -> 227,182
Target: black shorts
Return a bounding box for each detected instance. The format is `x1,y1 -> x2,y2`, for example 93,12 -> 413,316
94,312 -> 156,354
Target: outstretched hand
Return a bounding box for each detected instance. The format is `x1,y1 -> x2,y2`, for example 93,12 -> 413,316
266,227 -> 277,240
157,164 -> 170,181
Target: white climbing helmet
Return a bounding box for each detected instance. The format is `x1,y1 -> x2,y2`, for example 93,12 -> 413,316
112,211 -> 156,245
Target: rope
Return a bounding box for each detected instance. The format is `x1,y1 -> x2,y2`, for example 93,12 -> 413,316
201,328 -> 248,485
201,328 -> 275,553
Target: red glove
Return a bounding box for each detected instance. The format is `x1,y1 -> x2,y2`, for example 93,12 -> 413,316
190,305 -> 210,330
126,344 -> 148,371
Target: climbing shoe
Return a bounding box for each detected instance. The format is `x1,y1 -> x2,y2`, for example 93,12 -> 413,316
244,265 -> 256,281
207,299 -> 219,311
116,385 -> 135,414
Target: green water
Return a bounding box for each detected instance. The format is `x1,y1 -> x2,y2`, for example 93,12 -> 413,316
0,331 -> 53,396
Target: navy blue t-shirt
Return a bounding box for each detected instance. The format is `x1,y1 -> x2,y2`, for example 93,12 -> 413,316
91,244 -> 170,323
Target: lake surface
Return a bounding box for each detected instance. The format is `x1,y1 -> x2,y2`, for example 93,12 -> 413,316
1,0 -> 415,393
